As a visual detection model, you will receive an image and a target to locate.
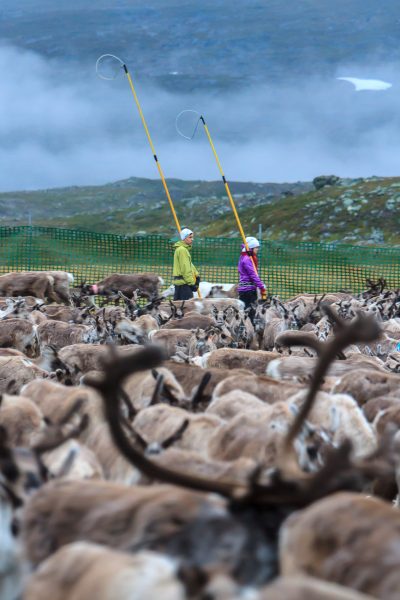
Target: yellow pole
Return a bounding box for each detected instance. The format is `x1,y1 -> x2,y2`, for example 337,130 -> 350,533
123,65 -> 181,233
199,116 -> 260,277
122,64 -> 201,298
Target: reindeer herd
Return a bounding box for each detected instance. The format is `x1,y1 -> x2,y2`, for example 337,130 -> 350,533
1,269 -> 400,599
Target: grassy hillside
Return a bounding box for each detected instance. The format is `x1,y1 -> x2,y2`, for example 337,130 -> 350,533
1,175 -> 399,245
205,177 -> 400,245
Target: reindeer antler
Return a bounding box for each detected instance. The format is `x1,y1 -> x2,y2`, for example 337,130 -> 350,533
282,309 -> 381,456
87,319 -> 393,508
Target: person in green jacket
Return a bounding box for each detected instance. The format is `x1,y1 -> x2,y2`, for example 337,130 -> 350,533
173,227 -> 200,300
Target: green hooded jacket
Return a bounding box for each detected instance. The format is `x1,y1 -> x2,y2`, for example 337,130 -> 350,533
173,240 -> 199,285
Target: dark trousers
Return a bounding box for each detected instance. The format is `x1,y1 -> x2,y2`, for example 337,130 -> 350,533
239,290 -> 257,321
174,284 -> 194,301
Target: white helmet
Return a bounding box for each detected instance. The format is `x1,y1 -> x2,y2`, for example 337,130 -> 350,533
245,236 -> 260,249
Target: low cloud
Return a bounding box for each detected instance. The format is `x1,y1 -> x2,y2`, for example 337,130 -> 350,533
1,44 -> 400,191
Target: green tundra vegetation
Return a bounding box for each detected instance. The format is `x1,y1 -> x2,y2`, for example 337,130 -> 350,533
1,175 -> 399,246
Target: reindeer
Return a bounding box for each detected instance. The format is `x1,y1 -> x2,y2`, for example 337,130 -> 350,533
82,272 -> 164,301
198,348 -> 280,374
0,394 -> 47,447
0,272 -> 54,301
39,271 -> 74,304
206,283 -> 239,298
24,543 -> 187,600
0,356 -> 49,394
36,320 -> 100,351
0,318 -> 38,357
279,492 -> 400,600
162,312 -> 216,331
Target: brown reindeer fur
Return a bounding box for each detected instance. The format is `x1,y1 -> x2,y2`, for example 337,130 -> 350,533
168,413 -> 224,456
375,404 -> 400,437
0,356 -> 48,394
262,317 -> 298,351
0,272 -> 54,300
41,271 -> 73,304
207,404 -> 298,468
0,318 -> 37,356
122,367 -> 186,410
42,439 -> 104,481
163,360 -> 253,399
131,405 -> 188,445
133,404 -> 224,456
274,330 -> 320,355
21,479 -> 226,566
266,354 -> 385,384
333,369 -> 400,406
84,423 -> 141,484
57,344 -> 144,381
149,329 -> 194,358
288,390 -> 376,458
362,395 -> 400,422
35,305 -> 85,323
129,314 -> 159,339
158,297 -> 244,317
202,348 -> 280,374
152,447 -> 258,487
212,373 -> 304,404
192,297 -> 245,314
91,272 -> 163,299
385,351 -> 400,372
0,394 -> 46,446
21,379 -> 103,439
279,492 -> 400,600
162,313 -> 215,331
36,321 -> 96,351
206,390 -> 272,421
259,576 -> 375,600
142,407 -> 224,457
207,284 -> 239,298
24,542 -> 186,600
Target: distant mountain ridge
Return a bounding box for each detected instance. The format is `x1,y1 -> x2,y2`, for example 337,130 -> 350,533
2,0 -> 399,91
1,175 -> 399,246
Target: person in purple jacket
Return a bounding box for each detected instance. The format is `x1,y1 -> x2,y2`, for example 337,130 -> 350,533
238,236 -> 267,318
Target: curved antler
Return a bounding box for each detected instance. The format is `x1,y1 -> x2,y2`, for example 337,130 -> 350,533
283,308 -> 381,455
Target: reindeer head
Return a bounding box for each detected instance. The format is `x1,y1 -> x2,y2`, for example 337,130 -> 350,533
191,328 -> 218,356
212,304 -> 224,326
0,427 -> 46,511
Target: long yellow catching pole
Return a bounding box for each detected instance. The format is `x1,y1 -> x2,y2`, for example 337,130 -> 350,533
198,115 -> 261,277
96,55 -> 201,297
122,64 -> 181,233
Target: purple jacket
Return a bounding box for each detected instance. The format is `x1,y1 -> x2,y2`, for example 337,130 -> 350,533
237,253 -> 266,293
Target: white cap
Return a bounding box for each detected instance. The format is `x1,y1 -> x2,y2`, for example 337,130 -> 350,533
245,236 -> 260,249
180,227 -> 193,240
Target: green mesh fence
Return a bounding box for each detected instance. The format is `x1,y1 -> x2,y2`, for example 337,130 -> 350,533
0,226 -> 399,299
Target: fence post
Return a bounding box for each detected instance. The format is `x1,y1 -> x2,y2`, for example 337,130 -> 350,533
27,213 -> 32,271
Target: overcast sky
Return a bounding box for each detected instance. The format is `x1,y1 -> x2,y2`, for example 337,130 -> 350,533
1,44 -> 400,192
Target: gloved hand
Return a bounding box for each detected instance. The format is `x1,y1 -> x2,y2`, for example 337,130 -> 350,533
192,276 -> 200,292
261,288 -> 267,300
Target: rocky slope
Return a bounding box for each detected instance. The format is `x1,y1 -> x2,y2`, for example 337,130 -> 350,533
1,175 -> 399,246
